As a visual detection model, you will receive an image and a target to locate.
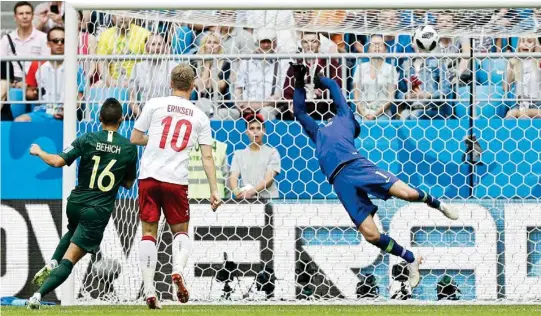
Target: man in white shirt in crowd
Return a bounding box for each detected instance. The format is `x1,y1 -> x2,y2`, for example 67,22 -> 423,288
130,64 -> 222,309
128,33 -> 179,118
234,28 -> 289,121
229,113 -> 281,200
16,27 -> 84,122
1,1 -> 49,84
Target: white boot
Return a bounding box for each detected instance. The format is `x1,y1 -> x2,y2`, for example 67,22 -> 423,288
408,256 -> 423,288
438,203 -> 459,220
27,293 -> 41,310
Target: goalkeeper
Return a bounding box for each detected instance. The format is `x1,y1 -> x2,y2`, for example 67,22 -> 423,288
290,63 -> 458,288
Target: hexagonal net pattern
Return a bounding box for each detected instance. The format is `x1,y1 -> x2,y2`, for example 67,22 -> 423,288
71,9 -> 541,304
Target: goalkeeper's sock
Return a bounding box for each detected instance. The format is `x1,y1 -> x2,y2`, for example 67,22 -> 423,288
38,259 -> 73,297
415,188 -> 441,209
140,235 -> 158,297
51,230 -> 74,263
172,232 -> 192,275
376,234 -> 415,263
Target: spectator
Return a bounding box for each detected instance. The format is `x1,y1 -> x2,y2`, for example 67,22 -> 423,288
283,31 -> 342,120
373,10 -> 415,102
234,28 -> 289,120
218,26 -> 255,56
353,35 -> 398,120
78,10 -> 98,86
229,114 -> 281,199
1,61 -> 15,121
188,140 -> 229,199
504,37 -> 541,119
128,33 -> 178,118
400,41 -> 452,120
193,32 -> 238,120
95,15 -> 151,87
15,27 -> 84,122
34,1 -> 64,33
1,1 -> 49,84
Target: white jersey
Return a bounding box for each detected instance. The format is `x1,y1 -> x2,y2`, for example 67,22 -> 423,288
134,96 -> 213,185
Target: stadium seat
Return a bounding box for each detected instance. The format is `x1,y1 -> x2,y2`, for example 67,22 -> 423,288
86,87 -> 130,121
478,58 -> 507,86
8,88 -> 26,119
171,25 -> 195,55
455,85 -> 506,119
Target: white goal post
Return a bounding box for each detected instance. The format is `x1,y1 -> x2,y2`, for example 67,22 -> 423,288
61,0 -> 541,306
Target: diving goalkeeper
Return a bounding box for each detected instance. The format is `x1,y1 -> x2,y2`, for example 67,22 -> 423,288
290,63 -> 458,288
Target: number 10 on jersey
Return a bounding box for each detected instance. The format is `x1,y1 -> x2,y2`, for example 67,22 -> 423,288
160,116 -> 193,152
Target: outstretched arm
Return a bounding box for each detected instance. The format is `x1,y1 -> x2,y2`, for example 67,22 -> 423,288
30,144 -> 67,168
318,76 -> 352,118
290,63 -> 319,142
293,87 -> 319,142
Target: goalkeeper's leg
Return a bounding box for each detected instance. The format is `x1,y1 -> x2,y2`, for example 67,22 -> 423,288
333,165 -> 422,287
387,180 -> 458,220
358,215 -> 423,288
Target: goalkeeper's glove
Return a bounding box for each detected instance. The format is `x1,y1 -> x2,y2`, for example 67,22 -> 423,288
290,62 -> 307,88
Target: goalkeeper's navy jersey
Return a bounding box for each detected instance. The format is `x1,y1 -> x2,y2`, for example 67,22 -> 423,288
315,115 -> 362,182
293,76 -> 362,183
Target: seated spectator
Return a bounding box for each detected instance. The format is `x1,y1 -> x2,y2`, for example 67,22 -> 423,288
229,114 -> 281,200
353,35 -> 398,120
436,11 -> 470,81
16,27 -> 84,122
1,1 -> 49,85
188,140 -> 229,199
234,29 -> 289,120
1,60 -> 15,121
504,37 -> 541,119
128,33 -> 178,118
78,10 -> 97,86
194,32 -> 238,120
218,26 -> 255,56
373,10 -> 415,100
400,41 -> 452,120
34,1 -> 64,33
94,15 -> 150,87
283,31 -> 342,120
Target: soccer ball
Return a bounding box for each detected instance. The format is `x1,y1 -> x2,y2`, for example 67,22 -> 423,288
413,25 -> 439,52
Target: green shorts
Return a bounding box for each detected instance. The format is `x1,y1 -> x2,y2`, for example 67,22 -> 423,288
66,202 -> 112,254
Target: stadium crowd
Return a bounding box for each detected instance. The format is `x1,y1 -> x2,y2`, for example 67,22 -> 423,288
1,2 -> 541,123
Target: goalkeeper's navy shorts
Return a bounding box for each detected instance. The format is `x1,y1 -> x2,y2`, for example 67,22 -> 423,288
332,159 -> 399,228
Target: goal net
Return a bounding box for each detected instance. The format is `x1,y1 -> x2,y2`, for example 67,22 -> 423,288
68,7 -> 541,304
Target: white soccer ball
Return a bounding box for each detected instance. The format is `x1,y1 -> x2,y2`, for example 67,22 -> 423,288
413,25 -> 439,52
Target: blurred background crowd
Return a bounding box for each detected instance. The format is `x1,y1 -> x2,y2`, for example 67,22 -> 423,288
1,2 -> 540,123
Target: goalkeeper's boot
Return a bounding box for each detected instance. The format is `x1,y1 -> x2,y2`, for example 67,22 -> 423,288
172,272 -> 189,303
32,261 -> 57,286
146,296 -> 162,309
408,256 -> 423,288
27,293 -> 41,310
438,203 -> 459,220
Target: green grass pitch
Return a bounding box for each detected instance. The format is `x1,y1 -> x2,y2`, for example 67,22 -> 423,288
2,305 -> 540,316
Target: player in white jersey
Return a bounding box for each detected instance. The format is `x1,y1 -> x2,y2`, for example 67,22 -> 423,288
130,64 -> 223,309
